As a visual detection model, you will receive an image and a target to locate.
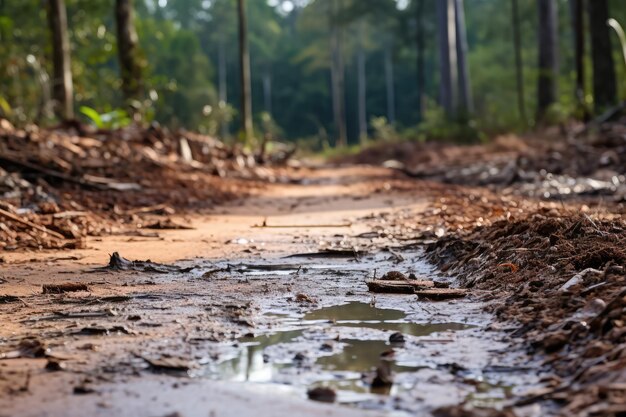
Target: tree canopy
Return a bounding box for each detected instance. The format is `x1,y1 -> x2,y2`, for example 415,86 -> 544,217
1,0 -> 626,145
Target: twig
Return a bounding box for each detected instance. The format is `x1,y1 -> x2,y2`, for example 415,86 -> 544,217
0,208 -> 66,240
252,222 -> 352,228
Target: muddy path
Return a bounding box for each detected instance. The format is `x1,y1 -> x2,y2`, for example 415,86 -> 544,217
1,166 -> 546,417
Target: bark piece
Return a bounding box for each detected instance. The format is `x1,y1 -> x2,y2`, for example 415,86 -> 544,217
42,283 -> 89,294
142,356 -> 194,372
367,279 -> 435,294
415,288 -> 468,300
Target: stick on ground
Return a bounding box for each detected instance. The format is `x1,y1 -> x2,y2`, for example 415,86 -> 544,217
0,208 -> 66,240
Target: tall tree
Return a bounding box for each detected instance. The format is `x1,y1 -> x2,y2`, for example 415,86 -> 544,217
454,0 -> 472,116
47,0 -> 73,120
511,0 -> 526,123
437,0 -> 457,116
415,0 -> 425,121
537,0 -> 558,121
384,43 -> 396,124
329,0 -> 347,147
218,37 -> 228,138
115,0 -> 143,108
357,20 -> 367,144
588,0 -> 617,112
237,0 -> 253,141
570,0 -> 585,112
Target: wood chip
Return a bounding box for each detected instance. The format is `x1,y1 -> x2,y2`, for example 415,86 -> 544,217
367,280 -> 435,294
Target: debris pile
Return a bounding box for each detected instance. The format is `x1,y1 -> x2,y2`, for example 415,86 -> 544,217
345,123 -> 626,201
0,119 -> 293,250
425,210 -> 626,415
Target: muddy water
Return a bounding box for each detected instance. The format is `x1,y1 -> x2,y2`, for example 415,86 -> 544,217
213,302 -> 473,394
199,250 -> 540,415
0,250 -> 540,417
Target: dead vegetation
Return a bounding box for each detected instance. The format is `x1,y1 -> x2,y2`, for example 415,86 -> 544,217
0,119 -> 294,251
423,206 -> 626,415
344,123 -> 626,202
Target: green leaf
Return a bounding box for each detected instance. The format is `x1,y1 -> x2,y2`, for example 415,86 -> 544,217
0,96 -> 12,116
79,106 -> 104,128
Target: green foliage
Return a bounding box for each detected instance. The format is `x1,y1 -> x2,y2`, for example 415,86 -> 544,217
4,0 -> 626,143
0,96 -> 11,117
79,106 -> 131,129
370,117 -> 399,142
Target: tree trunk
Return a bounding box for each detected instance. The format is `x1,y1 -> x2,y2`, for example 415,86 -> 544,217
570,0 -> 590,120
437,0 -> 457,117
262,71 -> 272,117
384,46 -> 396,124
329,0 -> 347,148
588,0 -> 617,112
237,0 -> 253,142
455,0 -> 473,117
537,0 -> 559,122
357,21 -> 367,145
218,38 -> 228,138
511,0 -> 526,123
47,0 -> 73,120
336,2 -> 347,148
415,0 -> 425,121
115,0 -> 142,109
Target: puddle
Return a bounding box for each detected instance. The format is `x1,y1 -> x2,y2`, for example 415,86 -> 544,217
195,254 -> 539,414
210,302 -> 473,402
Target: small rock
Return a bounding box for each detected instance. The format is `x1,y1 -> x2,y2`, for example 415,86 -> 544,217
320,342 -> 333,352
389,332 -> 405,343
541,332 -> 569,353
372,361 -> 394,387
73,385 -> 95,395
295,293 -> 315,303
382,271 -> 407,281
307,387 -> 336,403
584,298 -> 606,315
45,359 -> 65,372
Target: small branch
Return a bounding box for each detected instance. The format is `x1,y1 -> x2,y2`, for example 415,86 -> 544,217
0,208 -> 66,240
252,218 -> 352,228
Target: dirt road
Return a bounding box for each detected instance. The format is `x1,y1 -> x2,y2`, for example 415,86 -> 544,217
7,164 -> 622,417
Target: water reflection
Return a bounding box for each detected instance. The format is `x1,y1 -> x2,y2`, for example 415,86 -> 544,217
213,302 -> 472,396
216,330 -> 303,382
